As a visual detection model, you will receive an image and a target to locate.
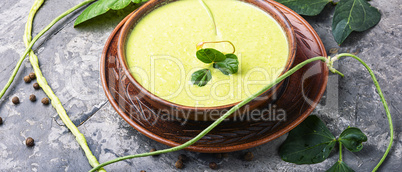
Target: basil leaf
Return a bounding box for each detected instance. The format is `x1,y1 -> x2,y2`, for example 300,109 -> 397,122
74,0 -> 147,26
196,48 -> 226,64
326,161 -> 354,172
338,127 -> 367,152
332,0 -> 381,44
276,0 -> 330,16
191,69 -> 212,87
213,54 -> 239,75
279,115 -> 336,164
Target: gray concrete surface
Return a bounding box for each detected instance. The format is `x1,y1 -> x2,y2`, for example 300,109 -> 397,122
0,0 -> 401,171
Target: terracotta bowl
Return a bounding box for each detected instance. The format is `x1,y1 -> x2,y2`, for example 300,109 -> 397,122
117,0 -> 297,121
101,0 -> 328,152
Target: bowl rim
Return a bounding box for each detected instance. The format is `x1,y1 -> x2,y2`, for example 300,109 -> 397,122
117,0 -> 297,111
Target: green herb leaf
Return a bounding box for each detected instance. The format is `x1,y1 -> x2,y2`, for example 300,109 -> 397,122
196,48 -> 226,64
213,54 -> 239,75
191,69 -> 212,87
276,0 -> 330,16
338,127 -> 367,152
326,161 -> 355,172
279,115 -> 336,164
74,0 -> 147,26
332,0 -> 381,44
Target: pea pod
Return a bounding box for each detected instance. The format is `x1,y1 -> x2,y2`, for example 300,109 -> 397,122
22,0 -> 105,171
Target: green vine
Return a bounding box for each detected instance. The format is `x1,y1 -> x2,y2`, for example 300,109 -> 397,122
338,142 -> 343,162
333,54 -> 393,171
90,56 -> 339,171
0,0 -> 96,100
22,0 -> 105,171
90,54 -> 392,172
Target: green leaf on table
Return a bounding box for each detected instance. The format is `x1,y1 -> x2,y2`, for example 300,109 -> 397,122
191,69 -> 212,87
279,115 -> 336,164
74,0 -> 147,26
276,0 -> 331,16
338,127 -> 367,152
196,48 -> 226,64
213,54 -> 239,75
326,161 -> 355,172
332,0 -> 381,44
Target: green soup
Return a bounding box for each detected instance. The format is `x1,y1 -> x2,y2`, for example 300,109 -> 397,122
126,0 -> 289,107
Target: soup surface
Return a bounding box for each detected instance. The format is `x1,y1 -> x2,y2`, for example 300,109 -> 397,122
126,0 -> 289,107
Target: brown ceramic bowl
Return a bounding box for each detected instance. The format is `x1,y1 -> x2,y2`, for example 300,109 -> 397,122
101,0 -> 328,152
117,0 -> 297,121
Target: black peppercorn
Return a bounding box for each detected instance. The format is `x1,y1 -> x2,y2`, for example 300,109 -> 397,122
41,97 -> 49,105
0,117 -> 3,125
29,73 -> 36,80
24,76 -> 31,83
209,162 -> 218,170
26,137 -> 35,147
175,160 -> 184,169
150,148 -> 159,157
243,152 -> 254,161
178,154 -> 188,162
12,96 -> 20,104
29,94 -> 36,102
33,83 -> 40,90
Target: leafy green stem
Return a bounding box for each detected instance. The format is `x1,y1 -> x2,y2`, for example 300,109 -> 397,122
199,0 -> 217,35
0,0 -> 96,101
22,0 -> 104,171
89,56 -> 332,172
332,53 -> 393,172
338,141 -> 343,162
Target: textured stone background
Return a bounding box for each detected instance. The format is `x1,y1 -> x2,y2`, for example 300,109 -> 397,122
0,0 -> 400,171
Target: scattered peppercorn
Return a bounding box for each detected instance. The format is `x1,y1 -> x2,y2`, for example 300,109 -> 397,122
24,76 -> 31,83
243,152 -> 254,161
29,94 -> 36,102
41,97 -> 49,105
29,72 -> 36,80
150,148 -> 159,157
175,160 -> 184,169
0,117 -> 3,125
209,162 -> 218,170
33,83 -> 40,90
12,96 -> 20,104
178,154 -> 188,162
26,137 -> 35,147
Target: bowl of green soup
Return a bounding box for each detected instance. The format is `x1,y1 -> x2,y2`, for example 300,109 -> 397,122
117,0 -> 296,121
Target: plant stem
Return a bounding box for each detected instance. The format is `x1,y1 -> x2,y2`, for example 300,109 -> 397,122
199,0 -> 217,35
338,141 -> 343,162
22,0 -> 105,171
89,57 -> 331,172
0,0 -> 95,101
334,53 -> 393,172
